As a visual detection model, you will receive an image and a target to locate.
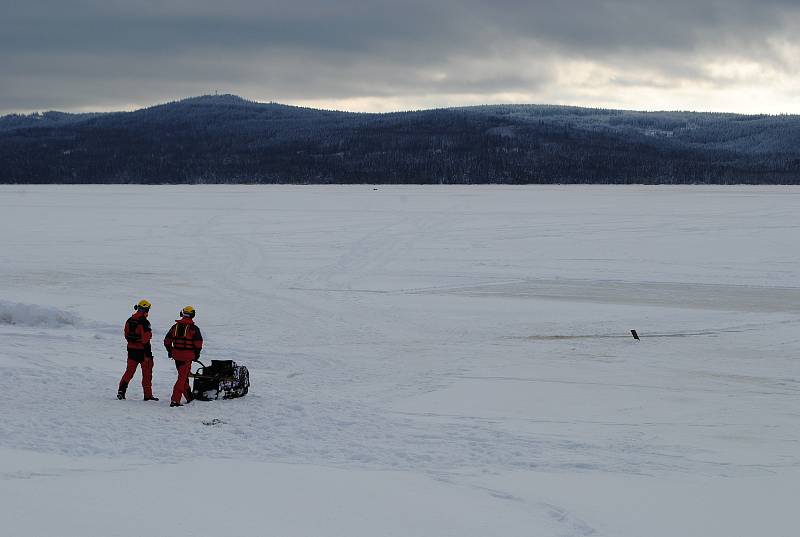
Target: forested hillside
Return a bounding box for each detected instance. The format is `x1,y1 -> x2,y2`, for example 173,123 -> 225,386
1,94 -> 798,184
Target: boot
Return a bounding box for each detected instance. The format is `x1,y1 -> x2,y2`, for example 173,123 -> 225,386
144,396 -> 159,401
170,401 -> 183,407
117,382 -> 128,400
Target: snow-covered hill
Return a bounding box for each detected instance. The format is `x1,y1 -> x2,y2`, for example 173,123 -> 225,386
4,96 -> 800,184
1,185 -> 798,536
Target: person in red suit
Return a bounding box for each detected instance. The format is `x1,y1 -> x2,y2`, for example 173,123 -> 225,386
164,305 -> 203,407
118,300 -> 159,401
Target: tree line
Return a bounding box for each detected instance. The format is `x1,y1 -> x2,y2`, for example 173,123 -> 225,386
1,94 -> 798,184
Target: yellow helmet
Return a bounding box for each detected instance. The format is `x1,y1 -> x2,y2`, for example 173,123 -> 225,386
180,305 -> 196,318
135,299 -> 151,311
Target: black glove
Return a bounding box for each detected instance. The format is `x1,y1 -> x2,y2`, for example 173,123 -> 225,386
144,343 -> 153,358
167,349 -> 173,358
194,349 -> 201,360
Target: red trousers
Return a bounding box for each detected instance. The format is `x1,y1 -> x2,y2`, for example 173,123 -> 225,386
172,359 -> 193,404
119,358 -> 153,399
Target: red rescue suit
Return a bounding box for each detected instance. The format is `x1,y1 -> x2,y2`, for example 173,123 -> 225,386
164,317 -> 203,404
119,311 -> 154,399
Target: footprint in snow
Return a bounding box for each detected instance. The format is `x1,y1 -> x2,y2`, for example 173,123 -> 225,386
202,418 -> 225,426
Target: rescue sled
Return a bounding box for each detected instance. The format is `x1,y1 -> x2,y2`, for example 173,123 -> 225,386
190,360 -> 250,401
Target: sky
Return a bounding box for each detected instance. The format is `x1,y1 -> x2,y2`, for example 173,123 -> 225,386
2,0 -> 800,115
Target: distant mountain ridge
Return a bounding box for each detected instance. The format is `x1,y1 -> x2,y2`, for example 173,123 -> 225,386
1,94 -> 799,184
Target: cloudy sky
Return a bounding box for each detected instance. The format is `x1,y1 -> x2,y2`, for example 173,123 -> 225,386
2,0 -> 800,114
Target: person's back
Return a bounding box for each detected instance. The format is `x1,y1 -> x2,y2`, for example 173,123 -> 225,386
118,300 -> 158,401
164,306 -> 203,407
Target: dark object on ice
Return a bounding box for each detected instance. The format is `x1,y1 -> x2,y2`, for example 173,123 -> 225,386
631,330 -> 640,340
191,360 -> 250,401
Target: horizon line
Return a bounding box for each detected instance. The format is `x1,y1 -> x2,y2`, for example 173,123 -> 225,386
3,93 -> 799,118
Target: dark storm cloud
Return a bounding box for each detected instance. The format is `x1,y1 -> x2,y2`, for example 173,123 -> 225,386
1,0 -> 799,112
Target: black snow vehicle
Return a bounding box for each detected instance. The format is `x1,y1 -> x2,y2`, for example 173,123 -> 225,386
190,360 -> 250,401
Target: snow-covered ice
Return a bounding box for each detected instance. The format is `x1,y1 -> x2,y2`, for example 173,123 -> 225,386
1,185 -> 798,536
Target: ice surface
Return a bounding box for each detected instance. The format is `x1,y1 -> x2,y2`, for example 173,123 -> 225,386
1,185 -> 798,536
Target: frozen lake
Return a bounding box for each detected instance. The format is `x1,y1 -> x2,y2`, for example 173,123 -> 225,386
1,185 -> 798,536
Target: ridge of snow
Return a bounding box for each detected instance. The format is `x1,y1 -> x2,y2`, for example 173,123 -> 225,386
0,300 -> 81,328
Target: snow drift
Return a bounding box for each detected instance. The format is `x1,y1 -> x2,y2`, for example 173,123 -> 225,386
0,300 -> 80,328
